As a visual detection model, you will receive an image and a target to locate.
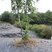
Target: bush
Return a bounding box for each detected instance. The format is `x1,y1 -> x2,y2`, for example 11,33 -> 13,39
31,24 -> 47,33
31,24 -> 52,39
40,27 -> 52,39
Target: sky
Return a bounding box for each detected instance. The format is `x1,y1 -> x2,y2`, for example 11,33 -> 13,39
0,0 -> 11,14
35,0 -> 52,13
0,0 -> 52,14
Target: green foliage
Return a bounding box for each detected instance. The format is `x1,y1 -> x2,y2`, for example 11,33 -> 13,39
31,24 -> 52,39
22,34 -> 30,40
15,20 -> 32,30
31,24 -> 47,33
1,11 -> 16,24
21,14 -> 29,22
11,0 -> 23,14
29,10 -> 52,24
1,11 -> 10,22
40,27 -> 52,39
11,0 -> 37,39
15,21 -> 27,29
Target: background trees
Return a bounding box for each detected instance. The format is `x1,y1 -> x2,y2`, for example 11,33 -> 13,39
0,11 -> 15,24
29,10 -> 52,24
0,10 -> 52,25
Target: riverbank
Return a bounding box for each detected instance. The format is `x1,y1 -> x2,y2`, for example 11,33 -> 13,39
0,38 -> 52,52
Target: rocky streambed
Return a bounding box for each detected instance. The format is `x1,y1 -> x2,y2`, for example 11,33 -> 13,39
0,38 -> 52,52
0,23 -> 52,52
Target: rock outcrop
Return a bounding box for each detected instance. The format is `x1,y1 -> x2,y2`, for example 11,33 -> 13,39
0,23 -> 21,37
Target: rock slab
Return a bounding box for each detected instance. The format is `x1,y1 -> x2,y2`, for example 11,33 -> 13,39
0,23 -> 21,37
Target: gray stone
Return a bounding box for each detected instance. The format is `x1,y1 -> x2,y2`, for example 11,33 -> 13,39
0,23 -> 21,37
0,38 -> 52,52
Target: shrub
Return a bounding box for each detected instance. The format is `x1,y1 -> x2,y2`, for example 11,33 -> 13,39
31,24 -> 52,39
31,24 -> 47,33
40,27 -> 52,39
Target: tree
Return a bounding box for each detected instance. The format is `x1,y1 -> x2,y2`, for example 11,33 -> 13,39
11,0 -> 23,23
1,11 -> 15,24
11,0 -> 38,17
1,11 -> 11,22
45,10 -> 52,24
21,0 -> 37,35
11,0 -> 24,35
11,0 -> 38,39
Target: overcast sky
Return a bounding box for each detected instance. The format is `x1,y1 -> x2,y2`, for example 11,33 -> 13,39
0,0 -> 52,14
35,0 -> 52,13
0,0 -> 11,14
